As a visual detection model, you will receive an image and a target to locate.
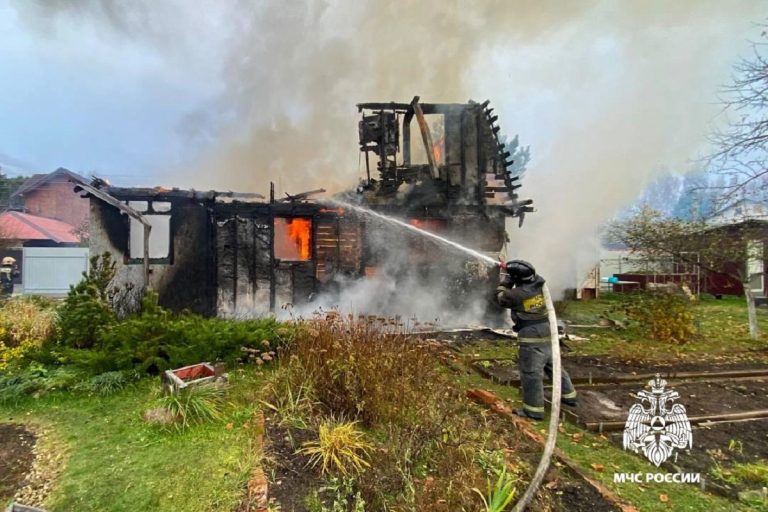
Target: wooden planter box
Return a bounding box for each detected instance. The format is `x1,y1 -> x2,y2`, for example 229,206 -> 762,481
162,362 -> 218,394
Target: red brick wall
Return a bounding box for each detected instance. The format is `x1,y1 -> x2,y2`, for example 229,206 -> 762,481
22,180 -> 89,229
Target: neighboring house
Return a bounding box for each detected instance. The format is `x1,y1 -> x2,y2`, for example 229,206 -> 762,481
0,211 -> 81,287
0,211 -> 80,247
11,167 -> 90,232
704,201 -> 768,298
709,199 -> 768,225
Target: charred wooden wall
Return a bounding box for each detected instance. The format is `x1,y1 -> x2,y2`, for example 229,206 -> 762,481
213,203 -> 359,316
89,190 -> 366,318
89,193 -> 216,316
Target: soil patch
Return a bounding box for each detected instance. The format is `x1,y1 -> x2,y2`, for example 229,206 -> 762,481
554,479 -> 621,512
565,354 -> 768,381
0,423 -> 36,501
576,379 -> 768,424
263,420 -> 318,512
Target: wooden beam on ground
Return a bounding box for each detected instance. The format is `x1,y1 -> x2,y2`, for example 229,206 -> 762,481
466,388 -> 639,512
244,411 -> 269,512
470,362 -> 768,387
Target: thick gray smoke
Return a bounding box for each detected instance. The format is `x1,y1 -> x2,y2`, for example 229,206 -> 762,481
13,1 -> 765,311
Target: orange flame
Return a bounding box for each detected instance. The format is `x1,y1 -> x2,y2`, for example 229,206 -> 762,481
287,218 -> 312,260
432,136 -> 444,164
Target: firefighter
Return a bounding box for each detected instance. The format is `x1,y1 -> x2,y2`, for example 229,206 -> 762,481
496,260 -> 577,420
0,256 -> 19,296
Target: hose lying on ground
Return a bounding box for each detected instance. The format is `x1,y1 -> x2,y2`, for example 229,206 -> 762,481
511,282 -> 562,512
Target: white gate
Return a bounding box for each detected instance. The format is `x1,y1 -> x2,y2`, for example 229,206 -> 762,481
22,247 -> 89,295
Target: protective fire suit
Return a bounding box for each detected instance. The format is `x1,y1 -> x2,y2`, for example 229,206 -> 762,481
496,274 -> 577,419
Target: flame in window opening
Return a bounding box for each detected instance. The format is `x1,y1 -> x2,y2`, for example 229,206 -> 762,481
287,218 -> 312,260
432,135 -> 444,164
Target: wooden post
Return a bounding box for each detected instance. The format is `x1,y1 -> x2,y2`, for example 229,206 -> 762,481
410,96 -> 439,180
143,223 -> 151,290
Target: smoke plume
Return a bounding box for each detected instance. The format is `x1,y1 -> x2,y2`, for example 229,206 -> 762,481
13,0 -> 765,302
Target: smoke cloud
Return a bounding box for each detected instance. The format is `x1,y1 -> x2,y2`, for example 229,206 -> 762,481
12,0 -> 765,305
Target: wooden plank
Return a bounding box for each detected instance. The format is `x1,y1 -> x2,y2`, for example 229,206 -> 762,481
584,409 -> 768,432
466,389 -> 639,512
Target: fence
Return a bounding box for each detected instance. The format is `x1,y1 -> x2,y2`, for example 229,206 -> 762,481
22,247 -> 89,295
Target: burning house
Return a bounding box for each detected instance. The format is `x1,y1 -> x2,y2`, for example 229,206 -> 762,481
84,97 -> 531,321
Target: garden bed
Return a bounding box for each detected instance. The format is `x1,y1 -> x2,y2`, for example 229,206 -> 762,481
473,354 -> 768,386
576,379 -> 768,425
0,423 -> 36,502
263,422 -> 317,512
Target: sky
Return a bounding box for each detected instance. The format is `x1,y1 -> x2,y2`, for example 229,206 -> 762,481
0,1 -> 761,192
0,0 -> 230,182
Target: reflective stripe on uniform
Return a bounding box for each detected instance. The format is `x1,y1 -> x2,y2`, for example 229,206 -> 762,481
523,403 -> 545,413
518,337 -> 550,344
562,390 -> 577,399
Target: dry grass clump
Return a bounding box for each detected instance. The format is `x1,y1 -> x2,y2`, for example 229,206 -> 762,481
0,297 -> 57,370
287,314 -> 443,427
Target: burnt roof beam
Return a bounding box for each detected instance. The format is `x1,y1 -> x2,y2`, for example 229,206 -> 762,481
410,96 -> 439,180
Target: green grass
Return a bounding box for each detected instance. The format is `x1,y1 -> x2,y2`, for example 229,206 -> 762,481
713,460 -> 768,487
561,293 -> 768,359
1,368 -> 264,512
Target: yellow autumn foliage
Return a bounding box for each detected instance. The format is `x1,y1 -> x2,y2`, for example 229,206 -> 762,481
0,298 -> 57,370
623,289 -> 696,344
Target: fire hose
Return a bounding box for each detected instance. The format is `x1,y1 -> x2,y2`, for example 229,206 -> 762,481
511,282 -> 561,512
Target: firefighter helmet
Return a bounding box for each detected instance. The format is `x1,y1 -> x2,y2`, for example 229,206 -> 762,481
504,260 -> 536,285
1,257 -> 15,266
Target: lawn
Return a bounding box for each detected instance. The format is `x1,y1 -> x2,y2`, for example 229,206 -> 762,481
3,292 -> 768,511
1,368 -> 264,512
563,293 -> 768,359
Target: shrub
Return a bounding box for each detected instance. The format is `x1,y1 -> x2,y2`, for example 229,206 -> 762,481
620,289 -> 696,344
67,290 -> 293,374
58,253 -> 118,348
260,367 -> 316,430
306,477 -> 366,512
0,365 -> 85,404
300,418 -> 373,476
157,383 -> 226,430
